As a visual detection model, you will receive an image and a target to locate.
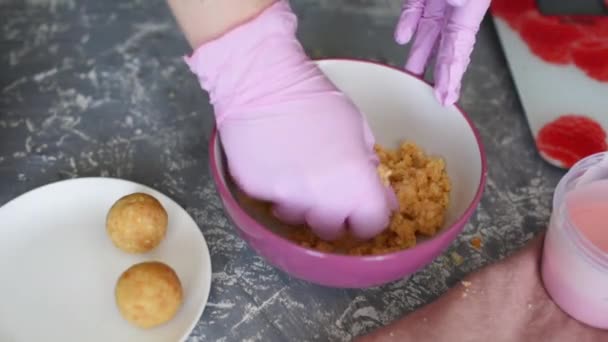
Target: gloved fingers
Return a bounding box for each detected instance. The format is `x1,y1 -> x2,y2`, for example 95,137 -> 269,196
305,205 -> 348,242
347,174 -> 397,240
395,0 -> 426,45
446,0 -> 469,6
358,113 -> 380,162
268,171 -> 314,226
448,0 -> 490,26
271,177 -> 348,239
302,161 -> 396,241
272,202 -> 307,226
433,0 -> 490,105
433,45 -> 467,106
404,0 -> 448,75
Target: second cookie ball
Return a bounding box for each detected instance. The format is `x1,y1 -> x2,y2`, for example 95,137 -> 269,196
115,261 -> 183,328
106,193 -> 168,253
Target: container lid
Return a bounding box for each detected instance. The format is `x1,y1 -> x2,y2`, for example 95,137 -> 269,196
575,152 -> 608,188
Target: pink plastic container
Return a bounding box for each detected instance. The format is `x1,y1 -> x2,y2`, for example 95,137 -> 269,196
542,152 -> 608,329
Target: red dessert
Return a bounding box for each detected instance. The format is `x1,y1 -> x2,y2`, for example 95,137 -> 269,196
492,0 -> 608,82
571,40 -> 608,82
518,12 -> 585,64
490,0 -> 535,28
537,115 -> 608,168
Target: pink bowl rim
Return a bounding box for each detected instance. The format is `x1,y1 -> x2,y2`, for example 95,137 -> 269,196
208,58 -> 488,261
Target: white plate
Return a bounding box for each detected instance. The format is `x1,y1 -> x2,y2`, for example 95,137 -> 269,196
0,177 -> 212,342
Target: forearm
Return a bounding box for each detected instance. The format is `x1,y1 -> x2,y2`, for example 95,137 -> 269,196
166,0 -> 277,49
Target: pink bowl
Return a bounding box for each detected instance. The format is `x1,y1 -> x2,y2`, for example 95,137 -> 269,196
209,59 -> 487,288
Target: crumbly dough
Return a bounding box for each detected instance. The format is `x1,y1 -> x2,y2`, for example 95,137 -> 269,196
106,193 -> 168,254
235,141 -> 452,256
115,261 -> 183,329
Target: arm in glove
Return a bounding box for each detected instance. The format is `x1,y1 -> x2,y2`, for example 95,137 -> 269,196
183,1 -> 396,240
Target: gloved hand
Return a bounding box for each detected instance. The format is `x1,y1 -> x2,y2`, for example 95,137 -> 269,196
395,0 -> 491,106
185,1 -> 395,241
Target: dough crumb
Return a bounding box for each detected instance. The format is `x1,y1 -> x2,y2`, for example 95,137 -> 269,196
470,236 -> 483,250
451,251 -> 464,266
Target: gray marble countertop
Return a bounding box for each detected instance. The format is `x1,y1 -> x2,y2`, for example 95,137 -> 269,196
0,0 -> 566,341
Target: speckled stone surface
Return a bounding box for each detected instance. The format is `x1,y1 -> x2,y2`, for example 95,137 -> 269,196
0,0 -> 566,341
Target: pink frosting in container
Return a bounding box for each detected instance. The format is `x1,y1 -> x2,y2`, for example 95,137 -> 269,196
542,152 -> 608,329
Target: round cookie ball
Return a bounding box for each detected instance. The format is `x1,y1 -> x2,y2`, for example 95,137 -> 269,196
115,261 -> 183,329
106,193 -> 168,253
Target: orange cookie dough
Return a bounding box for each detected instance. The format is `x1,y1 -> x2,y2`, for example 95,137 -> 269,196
115,261 -> 183,329
106,193 -> 168,254
235,141 -> 452,256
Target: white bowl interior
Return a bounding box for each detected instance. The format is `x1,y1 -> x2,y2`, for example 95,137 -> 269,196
214,60 -> 483,231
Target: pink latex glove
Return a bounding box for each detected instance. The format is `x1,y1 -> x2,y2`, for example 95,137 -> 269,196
395,0 -> 491,106
185,1 -> 394,241
357,235 -> 608,341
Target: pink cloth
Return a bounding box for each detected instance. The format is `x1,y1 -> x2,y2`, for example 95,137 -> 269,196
358,235 -> 608,341
185,1 -> 395,240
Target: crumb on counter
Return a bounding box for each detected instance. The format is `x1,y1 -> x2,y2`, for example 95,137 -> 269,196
236,141 -> 452,256
450,251 -> 464,266
470,236 -> 482,250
